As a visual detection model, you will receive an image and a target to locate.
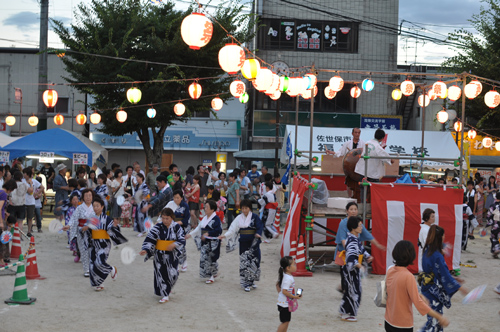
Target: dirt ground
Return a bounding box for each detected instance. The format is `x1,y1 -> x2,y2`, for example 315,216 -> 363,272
1,215 -> 499,332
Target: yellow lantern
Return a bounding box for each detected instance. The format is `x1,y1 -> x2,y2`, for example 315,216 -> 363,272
324,86 -> 337,99
350,86 -> 361,99
432,81 -> 447,99
5,115 -> 15,126
495,142 -> 500,151
90,111 -> 101,124
468,129 -> 477,140
174,103 -> 185,116
454,121 -> 462,132
211,97 -> 223,111
241,59 -> 260,81
400,79 -> 415,96
116,109 -> 127,123
54,113 -> 65,126
43,89 -> 58,108
265,74 -> 280,96
252,67 -> 273,92
127,87 -> 142,104
76,113 -> 87,125
180,12 -> 213,50
230,80 -> 246,98
418,94 -> 430,107
270,90 -> 281,100
484,90 -> 500,108
329,75 -> 344,92
188,82 -> 202,100
28,115 -> 38,127
483,137 -> 493,148
218,43 -> 245,74
464,80 -> 482,99
239,92 -> 249,104
391,88 -> 402,101
447,86 -> 461,101
436,110 -> 449,123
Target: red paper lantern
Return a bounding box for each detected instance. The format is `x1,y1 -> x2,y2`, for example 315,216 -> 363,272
180,13 -> 213,50
53,113 -> 64,126
76,113 -> 87,125
188,82 -> 202,100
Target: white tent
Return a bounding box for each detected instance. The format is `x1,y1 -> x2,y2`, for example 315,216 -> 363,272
0,132 -> 20,148
281,125 -> 463,170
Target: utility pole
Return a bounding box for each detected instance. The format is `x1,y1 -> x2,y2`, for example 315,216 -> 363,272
37,0 -> 49,132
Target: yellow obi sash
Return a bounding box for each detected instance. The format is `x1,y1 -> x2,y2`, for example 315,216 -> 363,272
92,229 -> 110,240
338,251 -> 363,264
156,240 -> 175,251
240,230 -> 256,235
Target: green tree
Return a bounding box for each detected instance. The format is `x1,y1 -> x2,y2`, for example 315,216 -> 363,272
52,0 -> 255,167
443,0 -> 500,133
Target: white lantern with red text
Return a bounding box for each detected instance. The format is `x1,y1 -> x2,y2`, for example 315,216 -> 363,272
181,13 -> 213,50
454,121 -> 462,132
174,103 -> 185,116
468,129 -> 477,140
230,80 -> 245,98
324,86 -> 337,99
188,82 -> 202,100
484,90 -> 500,108
253,67 -> 273,92
447,85 -> 462,101
90,111 -> 101,124
400,80 -> 415,96
483,137 -> 493,148
350,86 -> 361,98
265,74 -> 280,95
218,43 -> 245,74
418,94 -> 430,107
211,97 -> 223,111
286,78 -> 302,97
302,86 -> 318,100
464,80 -> 482,99
432,81 -> 447,99
436,110 -> 449,123
270,90 -> 281,100
496,142 -> 500,151
116,110 -> 127,123
427,88 -> 438,101
329,76 -> 344,92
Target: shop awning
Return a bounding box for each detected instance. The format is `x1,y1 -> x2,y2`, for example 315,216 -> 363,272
281,125 -> 464,170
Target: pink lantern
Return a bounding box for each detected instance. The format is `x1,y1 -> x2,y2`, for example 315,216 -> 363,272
230,80 -> 246,98
218,43 -> 245,74
180,13 -> 213,50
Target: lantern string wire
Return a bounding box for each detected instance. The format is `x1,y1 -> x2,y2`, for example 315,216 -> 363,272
453,117 -> 500,142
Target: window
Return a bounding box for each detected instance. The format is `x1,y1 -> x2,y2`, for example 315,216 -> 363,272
49,97 -> 69,114
259,18 -> 358,53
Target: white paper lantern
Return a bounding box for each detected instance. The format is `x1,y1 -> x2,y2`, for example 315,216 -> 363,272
448,85 -> 462,101
230,80 -> 246,98
468,129 -> 477,140
211,97 -> 223,111
418,94 -> 430,107
483,137 -> 493,148
432,81 -> 447,99
454,121 -> 462,132
400,79 -> 415,96
116,109 -> 127,123
324,86 -> 337,99
181,13 -> 213,50
350,86 -> 361,98
269,90 -> 281,100
188,82 -> 202,100
329,75 -> 344,92
436,110 -> 449,123
427,88 -> 438,101
265,74 -> 280,95
484,90 -> 500,108
464,80 -> 482,99
218,43 -> 245,74
174,102 -> 185,116
495,141 -> 500,151
253,67 -> 273,92
286,78 -> 302,97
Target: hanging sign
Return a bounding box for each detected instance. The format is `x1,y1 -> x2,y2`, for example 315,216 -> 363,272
73,153 -> 88,165
0,151 -> 9,164
40,152 -> 54,158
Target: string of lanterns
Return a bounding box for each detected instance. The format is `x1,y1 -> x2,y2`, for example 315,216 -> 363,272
448,117 -> 500,151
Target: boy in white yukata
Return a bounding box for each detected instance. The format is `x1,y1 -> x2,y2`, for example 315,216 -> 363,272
258,181 -> 278,242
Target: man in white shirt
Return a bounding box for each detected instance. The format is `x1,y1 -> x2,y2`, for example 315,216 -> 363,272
418,208 -> 435,272
354,129 -> 394,182
325,127 -> 365,158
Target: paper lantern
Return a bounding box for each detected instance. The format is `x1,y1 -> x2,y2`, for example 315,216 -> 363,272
76,113 -> 87,125
116,109 -> 127,123
269,90 -> 281,100
188,82 -> 202,100
483,137 -> 493,148
147,107 -> 156,118
218,43 -> 245,74
484,90 -> 500,108
436,110 -> 449,123
252,67 -> 273,92
174,103 -> 185,116
43,89 -> 58,108
447,109 -> 457,120
468,129 -> 477,139
432,81 -> 447,99
400,80 -> 415,96
211,97 -> 223,111
418,94 -> 430,107
427,88 -> 438,101
239,92 -> 249,104
28,115 -> 38,127
361,79 -> 374,92
54,113 -> 64,126
301,86 -> 318,100
90,111 -> 101,124
324,86 -> 337,99
126,87 -> 142,104
448,86 -> 462,101
279,76 -> 289,93
5,115 -> 15,126
350,86 -> 361,98
180,13 -> 213,50
464,80 -> 482,99
241,59 -> 260,81
286,78 -> 302,97
329,76 -> 344,92
303,74 -> 317,90
496,142 -> 500,151
230,80 -> 246,98
391,88 -> 402,101
454,121 -> 462,132
265,74 -> 280,95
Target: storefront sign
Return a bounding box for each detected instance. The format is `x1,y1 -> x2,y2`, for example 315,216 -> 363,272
0,151 -> 9,164
73,153 -> 88,165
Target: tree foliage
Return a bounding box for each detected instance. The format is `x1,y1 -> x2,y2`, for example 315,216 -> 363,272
443,0 -> 500,132
52,0 -> 255,166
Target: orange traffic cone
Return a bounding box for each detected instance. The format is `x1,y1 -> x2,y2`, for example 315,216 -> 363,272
289,239 -> 297,260
10,222 -> 22,260
293,235 -> 313,277
26,236 -> 45,280
273,208 -> 281,234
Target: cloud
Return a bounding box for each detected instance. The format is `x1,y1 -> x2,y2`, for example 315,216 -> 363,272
3,11 -> 39,30
400,0 -> 481,25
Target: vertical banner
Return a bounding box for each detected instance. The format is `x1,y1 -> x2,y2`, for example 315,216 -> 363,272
371,184 -> 463,274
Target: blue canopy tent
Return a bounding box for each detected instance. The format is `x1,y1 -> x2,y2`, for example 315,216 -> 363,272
1,128 -> 93,166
